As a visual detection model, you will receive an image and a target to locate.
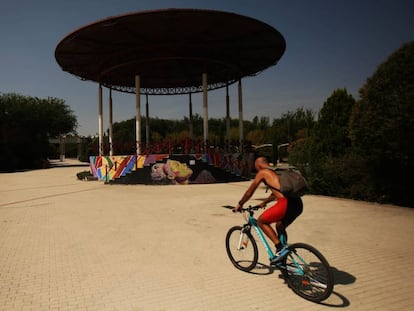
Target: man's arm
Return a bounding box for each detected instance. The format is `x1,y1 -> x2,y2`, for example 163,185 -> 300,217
234,172 -> 263,211
258,193 -> 276,208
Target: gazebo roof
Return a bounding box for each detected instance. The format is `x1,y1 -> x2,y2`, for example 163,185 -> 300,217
55,8 -> 286,95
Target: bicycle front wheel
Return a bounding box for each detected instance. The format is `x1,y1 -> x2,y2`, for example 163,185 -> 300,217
225,226 -> 258,272
281,243 -> 334,302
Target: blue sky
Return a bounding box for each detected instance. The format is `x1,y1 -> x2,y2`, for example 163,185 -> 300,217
1,0 -> 413,136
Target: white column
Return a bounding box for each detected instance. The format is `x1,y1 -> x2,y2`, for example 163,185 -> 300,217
202,73 -> 208,151
98,84 -> 104,156
238,79 -> 244,153
59,135 -> 65,161
189,93 -> 193,140
145,94 -> 150,147
226,84 -> 230,149
109,88 -> 113,156
135,75 -> 141,155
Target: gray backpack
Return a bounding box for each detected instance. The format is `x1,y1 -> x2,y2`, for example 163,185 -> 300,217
266,166 -> 309,197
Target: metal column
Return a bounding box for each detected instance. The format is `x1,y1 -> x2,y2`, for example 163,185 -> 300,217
238,79 -> 244,153
145,94 -> 150,147
135,75 -> 141,155
98,84 -> 104,156
108,88 -> 113,156
226,84 -> 230,150
202,73 -> 208,151
189,93 -> 193,140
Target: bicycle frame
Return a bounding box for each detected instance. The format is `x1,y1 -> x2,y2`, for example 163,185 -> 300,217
228,205 -> 334,301
242,211 -> 305,276
284,249 -> 306,276
247,216 -> 275,259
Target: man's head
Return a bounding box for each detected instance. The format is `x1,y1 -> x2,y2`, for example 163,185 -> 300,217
254,156 -> 269,171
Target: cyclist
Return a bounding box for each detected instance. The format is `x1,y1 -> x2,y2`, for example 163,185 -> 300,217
234,156 -> 303,263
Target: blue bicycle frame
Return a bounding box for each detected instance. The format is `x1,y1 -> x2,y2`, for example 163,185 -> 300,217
247,214 -> 304,275
228,205 -> 334,301
247,215 -> 279,260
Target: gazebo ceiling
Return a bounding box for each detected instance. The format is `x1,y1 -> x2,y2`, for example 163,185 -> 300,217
55,8 -> 286,95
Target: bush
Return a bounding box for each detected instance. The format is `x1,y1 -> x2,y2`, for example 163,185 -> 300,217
76,170 -> 96,181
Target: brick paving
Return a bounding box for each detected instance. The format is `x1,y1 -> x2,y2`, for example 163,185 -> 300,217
1,161 -> 414,310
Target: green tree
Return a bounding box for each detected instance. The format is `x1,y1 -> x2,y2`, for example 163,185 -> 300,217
265,107 -> 315,166
246,129 -> 266,145
313,89 -> 355,157
271,107 -> 315,145
0,93 -> 77,171
252,115 -> 270,130
112,118 -> 135,154
288,90 -> 354,196
349,41 -> 414,206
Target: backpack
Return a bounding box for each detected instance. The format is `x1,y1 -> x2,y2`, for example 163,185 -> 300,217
267,166 -> 309,197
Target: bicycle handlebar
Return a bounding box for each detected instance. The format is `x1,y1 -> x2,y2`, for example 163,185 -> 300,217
222,205 -> 264,213
235,205 -> 264,213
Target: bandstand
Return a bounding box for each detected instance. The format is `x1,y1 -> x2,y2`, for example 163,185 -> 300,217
55,8 -> 285,184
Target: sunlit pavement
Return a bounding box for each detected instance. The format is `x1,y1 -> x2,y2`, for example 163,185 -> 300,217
1,160 -> 413,310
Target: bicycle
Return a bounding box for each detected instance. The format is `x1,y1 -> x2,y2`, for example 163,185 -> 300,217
224,205 -> 334,302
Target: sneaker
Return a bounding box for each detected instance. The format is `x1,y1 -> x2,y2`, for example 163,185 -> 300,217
270,247 -> 289,264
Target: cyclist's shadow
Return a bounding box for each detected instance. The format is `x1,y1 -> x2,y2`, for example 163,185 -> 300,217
246,262 -> 355,307
245,261 -> 274,276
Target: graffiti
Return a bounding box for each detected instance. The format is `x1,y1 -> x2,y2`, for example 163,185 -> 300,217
89,155 -> 137,181
89,152 -> 254,184
150,160 -> 193,184
89,154 -> 169,182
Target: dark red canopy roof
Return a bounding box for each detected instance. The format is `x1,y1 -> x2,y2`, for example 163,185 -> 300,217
55,8 -> 286,95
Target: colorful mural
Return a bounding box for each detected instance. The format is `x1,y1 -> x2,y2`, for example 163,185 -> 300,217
150,160 -> 193,184
89,152 -> 254,184
89,154 -> 169,182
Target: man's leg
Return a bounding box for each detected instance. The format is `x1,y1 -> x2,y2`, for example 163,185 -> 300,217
257,219 -> 280,245
257,197 -> 288,249
276,221 -> 288,244
280,197 -> 303,234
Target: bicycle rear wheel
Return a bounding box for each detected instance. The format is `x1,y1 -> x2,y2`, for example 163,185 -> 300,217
225,226 -> 258,272
281,243 -> 334,302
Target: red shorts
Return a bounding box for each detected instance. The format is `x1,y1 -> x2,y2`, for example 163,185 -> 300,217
259,197 -> 288,224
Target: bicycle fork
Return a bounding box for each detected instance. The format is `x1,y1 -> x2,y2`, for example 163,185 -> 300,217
237,225 -> 251,250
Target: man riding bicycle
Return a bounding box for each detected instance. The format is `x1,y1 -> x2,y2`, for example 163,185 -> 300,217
234,156 -> 303,263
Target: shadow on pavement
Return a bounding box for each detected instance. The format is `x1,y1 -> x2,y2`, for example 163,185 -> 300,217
331,266 -> 356,285
247,262 -> 274,275
318,290 -> 350,308
315,266 -> 355,307
245,262 -> 354,307
49,161 -> 89,168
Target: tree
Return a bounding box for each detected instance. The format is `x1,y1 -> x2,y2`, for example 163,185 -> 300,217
349,41 -> 414,206
252,115 -> 270,130
266,107 -> 315,167
288,90 -> 355,196
313,89 -> 355,157
0,93 -> 77,171
271,107 -> 315,145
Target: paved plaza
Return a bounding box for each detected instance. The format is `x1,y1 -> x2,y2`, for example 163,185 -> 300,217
1,160 -> 413,310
